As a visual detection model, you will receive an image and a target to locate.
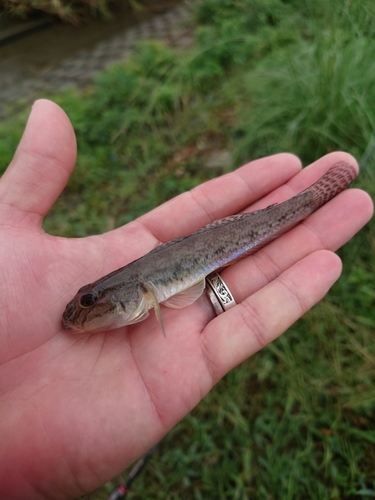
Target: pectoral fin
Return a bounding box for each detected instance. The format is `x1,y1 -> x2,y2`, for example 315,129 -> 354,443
162,278 -> 206,309
142,278 -> 206,337
143,282 -> 167,338
153,300 -> 166,338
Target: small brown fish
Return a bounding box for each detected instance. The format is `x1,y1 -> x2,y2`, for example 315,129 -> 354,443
62,162 -> 356,335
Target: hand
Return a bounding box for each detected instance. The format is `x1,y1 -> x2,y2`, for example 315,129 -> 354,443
0,100 -> 372,499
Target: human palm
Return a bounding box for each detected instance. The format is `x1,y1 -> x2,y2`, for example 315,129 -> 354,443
0,100 -> 372,499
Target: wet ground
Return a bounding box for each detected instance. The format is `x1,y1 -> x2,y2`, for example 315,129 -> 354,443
0,1 -> 193,114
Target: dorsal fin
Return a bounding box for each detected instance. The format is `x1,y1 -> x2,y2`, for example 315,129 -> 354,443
146,205 -> 277,257
191,205 -> 277,236
146,236 -> 189,257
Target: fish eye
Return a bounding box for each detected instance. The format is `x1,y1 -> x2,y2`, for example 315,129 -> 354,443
79,293 -> 98,308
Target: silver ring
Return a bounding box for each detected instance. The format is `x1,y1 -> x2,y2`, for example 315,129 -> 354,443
206,273 -> 236,316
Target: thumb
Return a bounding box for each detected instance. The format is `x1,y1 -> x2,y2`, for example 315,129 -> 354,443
0,99 -> 77,228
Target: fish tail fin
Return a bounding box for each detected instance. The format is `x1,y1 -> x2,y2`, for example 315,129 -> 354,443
308,161 -> 357,211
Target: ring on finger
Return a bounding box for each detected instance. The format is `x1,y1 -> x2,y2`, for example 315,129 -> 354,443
205,273 -> 236,316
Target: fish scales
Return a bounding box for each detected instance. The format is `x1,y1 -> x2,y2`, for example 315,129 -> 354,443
62,161 -> 357,334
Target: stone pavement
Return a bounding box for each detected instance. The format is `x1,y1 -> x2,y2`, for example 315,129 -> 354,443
0,3 -> 193,115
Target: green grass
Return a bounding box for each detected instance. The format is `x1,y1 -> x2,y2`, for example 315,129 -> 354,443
231,34 -> 375,166
1,0 -> 374,498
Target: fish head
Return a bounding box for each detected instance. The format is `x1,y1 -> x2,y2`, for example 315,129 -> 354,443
62,282 -> 151,333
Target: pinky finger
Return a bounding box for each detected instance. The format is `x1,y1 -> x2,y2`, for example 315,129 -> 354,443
201,250 -> 342,383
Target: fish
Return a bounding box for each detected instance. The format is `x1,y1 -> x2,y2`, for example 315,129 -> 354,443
62,161 -> 356,335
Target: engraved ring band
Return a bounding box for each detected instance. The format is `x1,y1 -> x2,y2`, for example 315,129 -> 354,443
205,273 -> 237,316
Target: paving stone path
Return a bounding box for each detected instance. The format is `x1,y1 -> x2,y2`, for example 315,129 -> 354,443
0,3 -> 193,115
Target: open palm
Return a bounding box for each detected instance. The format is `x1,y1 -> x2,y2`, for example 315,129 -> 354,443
0,100 -> 372,499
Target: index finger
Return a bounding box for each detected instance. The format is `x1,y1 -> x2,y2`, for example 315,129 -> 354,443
137,153 -> 302,242
133,151 -> 359,245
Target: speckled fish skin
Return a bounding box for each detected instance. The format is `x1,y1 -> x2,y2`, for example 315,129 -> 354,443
62,161 -> 357,334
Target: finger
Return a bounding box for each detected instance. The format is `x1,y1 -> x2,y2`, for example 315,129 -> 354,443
247,151 -> 359,211
118,151 -> 356,247
201,250 -> 342,382
218,188 -> 373,302
106,151 -> 360,270
135,153 -> 302,242
0,99 -> 76,228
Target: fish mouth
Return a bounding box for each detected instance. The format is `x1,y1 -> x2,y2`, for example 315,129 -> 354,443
62,317 -> 121,334
61,318 -> 84,333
